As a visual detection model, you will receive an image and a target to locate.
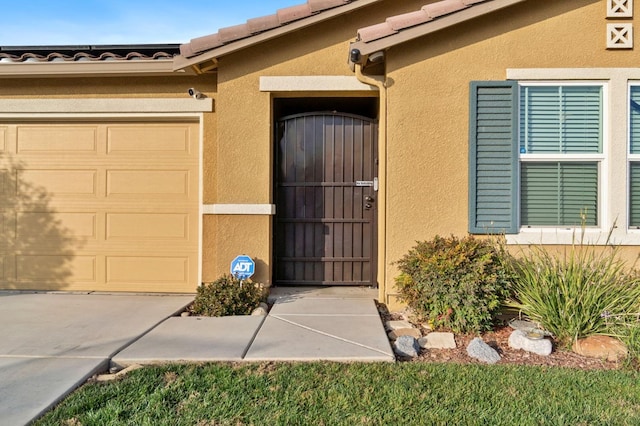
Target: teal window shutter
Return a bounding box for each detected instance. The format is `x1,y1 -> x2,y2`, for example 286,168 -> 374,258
469,81 -> 518,234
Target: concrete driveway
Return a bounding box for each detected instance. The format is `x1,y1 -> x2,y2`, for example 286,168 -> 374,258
0,292 -> 192,425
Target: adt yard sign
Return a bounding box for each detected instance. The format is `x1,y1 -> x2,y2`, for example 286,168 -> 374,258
230,255 -> 255,280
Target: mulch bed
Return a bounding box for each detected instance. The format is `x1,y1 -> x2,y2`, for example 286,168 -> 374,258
415,325 -> 620,370
379,304 -> 622,370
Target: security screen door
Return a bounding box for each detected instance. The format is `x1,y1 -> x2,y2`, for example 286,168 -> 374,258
275,112 -> 377,286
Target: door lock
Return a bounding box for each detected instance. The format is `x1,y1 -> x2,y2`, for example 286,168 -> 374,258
365,196 -> 375,202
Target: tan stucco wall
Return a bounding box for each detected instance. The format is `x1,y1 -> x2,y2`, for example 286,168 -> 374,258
6,0 -> 635,300
381,0 -> 635,307
209,0 -> 428,286
0,76 -> 216,98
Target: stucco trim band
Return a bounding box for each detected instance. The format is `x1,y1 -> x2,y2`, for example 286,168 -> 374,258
203,204 -> 276,215
259,76 -> 377,92
0,99 -> 213,113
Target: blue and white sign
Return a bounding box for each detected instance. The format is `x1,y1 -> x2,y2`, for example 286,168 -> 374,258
230,255 -> 255,280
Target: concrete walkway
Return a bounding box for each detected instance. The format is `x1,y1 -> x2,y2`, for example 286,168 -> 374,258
0,292 -> 193,426
0,288 -> 393,425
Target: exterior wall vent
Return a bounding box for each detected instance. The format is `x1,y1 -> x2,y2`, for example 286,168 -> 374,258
607,23 -> 634,48
607,0 -> 633,18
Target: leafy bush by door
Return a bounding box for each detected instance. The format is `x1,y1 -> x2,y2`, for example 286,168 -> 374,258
395,235 -> 513,333
191,274 -> 266,317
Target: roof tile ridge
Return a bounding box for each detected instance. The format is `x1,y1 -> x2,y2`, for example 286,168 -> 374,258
180,0 -> 357,58
357,0 -> 492,43
46,52 -> 71,62
422,0 -> 468,19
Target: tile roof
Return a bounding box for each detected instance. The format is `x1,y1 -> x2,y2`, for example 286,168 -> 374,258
0,45 -> 179,64
180,0 -> 357,59
356,0 -> 488,44
350,0 -> 525,59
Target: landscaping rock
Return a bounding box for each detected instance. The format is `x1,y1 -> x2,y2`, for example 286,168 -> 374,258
180,311 -> 191,317
508,319 -> 539,332
393,335 -> 420,358
508,330 -> 552,356
419,332 -> 456,349
572,335 -> 628,362
466,337 -> 500,364
385,320 -> 414,331
508,319 -> 551,337
419,322 -> 433,331
388,328 -> 422,340
95,364 -> 143,382
251,303 -> 269,316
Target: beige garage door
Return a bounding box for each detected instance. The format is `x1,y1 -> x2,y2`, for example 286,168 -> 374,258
0,121 -> 199,293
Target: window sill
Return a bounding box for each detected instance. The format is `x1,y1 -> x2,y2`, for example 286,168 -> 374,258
505,228 -> 640,245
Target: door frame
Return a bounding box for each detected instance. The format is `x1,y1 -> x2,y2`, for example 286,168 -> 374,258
273,110 -> 378,287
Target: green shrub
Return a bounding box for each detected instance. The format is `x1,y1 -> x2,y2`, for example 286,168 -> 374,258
508,245 -> 640,346
394,235 -> 514,333
191,274 -> 266,317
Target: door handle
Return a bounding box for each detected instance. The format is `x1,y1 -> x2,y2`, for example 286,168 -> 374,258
365,203 -> 373,210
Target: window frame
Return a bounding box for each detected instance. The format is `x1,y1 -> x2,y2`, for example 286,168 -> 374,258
517,82 -> 606,230
495,69 -> 640,245
628,83 -> 640,231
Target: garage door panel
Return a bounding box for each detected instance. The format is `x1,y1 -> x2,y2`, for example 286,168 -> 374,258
0,170 -> 9,195
0,213 -> 7,245
0,127 -> 6,152
106,213 -> 190,240
107,126 -> 192,156
18,212 -> 97,241
0,121 -> 199,293
16,255 -> 96,283
106,170 -> 191,198
16,126 -> 98,154
0,213 -> 16,249
21,170 -> 97,196
106,256 -> 189,284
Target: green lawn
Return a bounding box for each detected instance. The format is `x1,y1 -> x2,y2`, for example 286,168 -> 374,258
35,362 -> 640,426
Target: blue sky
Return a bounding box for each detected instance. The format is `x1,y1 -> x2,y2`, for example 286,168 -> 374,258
1,1 -> 302,46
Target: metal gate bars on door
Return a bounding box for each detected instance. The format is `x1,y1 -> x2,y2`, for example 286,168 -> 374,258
275,112 -> 378,286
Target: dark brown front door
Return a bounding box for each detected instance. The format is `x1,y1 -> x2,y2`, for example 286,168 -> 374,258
275,112 -> 378,286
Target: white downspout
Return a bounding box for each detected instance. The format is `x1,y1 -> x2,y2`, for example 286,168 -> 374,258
355,64 -> 388,305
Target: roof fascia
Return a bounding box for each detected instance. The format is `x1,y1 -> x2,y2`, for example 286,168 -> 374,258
173,0 -> 384,72
0,60 -> 194,78
351,0 -> 527,57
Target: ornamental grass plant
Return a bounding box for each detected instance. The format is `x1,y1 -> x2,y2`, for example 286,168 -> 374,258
508,242 -> 640,347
